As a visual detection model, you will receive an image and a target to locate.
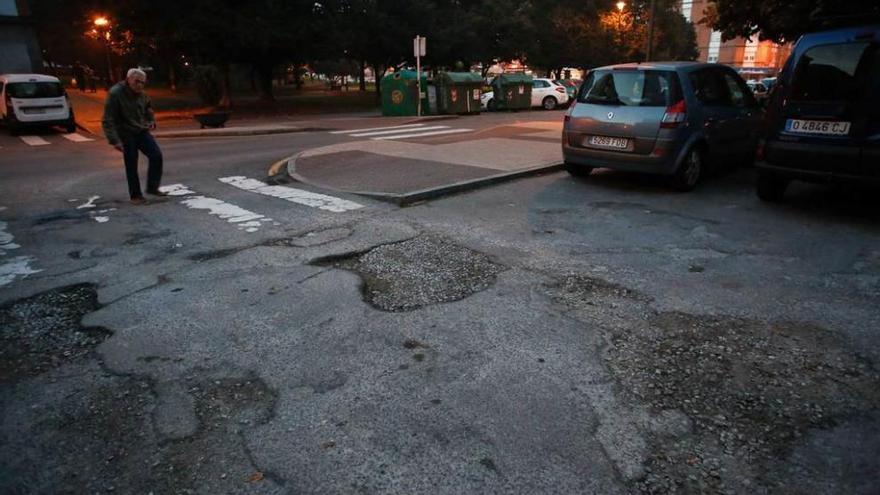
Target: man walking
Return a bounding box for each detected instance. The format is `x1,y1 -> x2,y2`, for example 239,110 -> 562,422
102,68 -> 167,204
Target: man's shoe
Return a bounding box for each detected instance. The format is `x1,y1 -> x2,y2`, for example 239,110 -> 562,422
146,189 -> 169,197
130,197 -> 148,205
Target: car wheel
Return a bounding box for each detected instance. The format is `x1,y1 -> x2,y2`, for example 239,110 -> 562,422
542,96 -> 558,110
670,146 -> 704,192
565,161 -> 593,177
487,99 -> 497,111
756,172 -> 788,202
66,120 -> 77,133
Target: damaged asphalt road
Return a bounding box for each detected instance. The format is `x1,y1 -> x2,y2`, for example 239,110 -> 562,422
2,162 -> 880,494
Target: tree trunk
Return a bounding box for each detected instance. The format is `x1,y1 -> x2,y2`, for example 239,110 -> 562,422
168,62 -> 177,91
372,62 -> 385,100
219,63 -> 232,109
256,61 -> 275,102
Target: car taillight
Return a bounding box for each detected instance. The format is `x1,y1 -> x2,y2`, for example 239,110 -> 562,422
555,87 -> 565,93
660,99 -> 686,129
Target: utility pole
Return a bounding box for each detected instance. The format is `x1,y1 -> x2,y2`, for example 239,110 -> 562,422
414,35 -> 426,116
645,0 -> 656,61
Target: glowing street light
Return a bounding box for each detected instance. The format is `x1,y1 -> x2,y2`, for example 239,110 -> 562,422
616,1 -> 625,11
92,16 -> 114,85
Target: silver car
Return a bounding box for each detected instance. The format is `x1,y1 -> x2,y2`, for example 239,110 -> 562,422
562,62 -> 762,191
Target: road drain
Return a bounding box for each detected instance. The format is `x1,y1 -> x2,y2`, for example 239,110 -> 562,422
0,283 -> 111,382
314,235 -> 505,312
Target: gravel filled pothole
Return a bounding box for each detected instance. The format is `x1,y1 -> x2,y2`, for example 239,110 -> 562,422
0,283 -> 111,382
314,235 -> 506,312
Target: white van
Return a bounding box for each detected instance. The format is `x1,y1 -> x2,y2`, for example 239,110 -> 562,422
0,74 -> 76,135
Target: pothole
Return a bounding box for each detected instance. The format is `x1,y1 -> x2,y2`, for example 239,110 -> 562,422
608,312 -> 880,494
0,283 -> 111,382
547,273 -> 649,305
313,235 -> 505,312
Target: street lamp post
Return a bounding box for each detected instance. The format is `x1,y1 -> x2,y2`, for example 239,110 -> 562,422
93,17 -> 113,86
616,2 -> 626,54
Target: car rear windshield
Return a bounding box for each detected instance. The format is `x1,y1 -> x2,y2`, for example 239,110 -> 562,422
789,42 -> 872,102
6,82 -> 64,99
578,69 -> 680,106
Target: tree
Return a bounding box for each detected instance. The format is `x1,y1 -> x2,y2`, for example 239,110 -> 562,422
705,0 -> 880,43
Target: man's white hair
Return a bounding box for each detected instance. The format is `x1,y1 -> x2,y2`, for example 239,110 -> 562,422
126,68 -> 147,79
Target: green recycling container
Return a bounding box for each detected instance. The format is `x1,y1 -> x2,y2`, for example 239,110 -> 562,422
436,72 -> 483,115
381,70 -> 429,117
491,73 -> 533,110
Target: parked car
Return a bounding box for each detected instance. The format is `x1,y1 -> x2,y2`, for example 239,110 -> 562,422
481,77 -> 569,111
562,62 -> 762,191
0,74 -> 77,135
761,77 -> 778,92
746,80 -> 768,96
756,25 -> 880,201
554,79 -> 582,103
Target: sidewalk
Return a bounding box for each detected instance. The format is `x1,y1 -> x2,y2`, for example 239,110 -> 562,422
283,118 -> 566,205
68,89 -> 385,138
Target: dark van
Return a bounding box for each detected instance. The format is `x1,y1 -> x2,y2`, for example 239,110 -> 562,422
756,25 -> 880,201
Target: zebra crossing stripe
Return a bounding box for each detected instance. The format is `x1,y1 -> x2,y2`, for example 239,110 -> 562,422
350,125 -> 449,137
19,136 -> 50,146
158,183 -> 273,233
61,133 -> 94,142
330,123 -> 426,134
218,176 -> 364,213
372,128 -> 473,140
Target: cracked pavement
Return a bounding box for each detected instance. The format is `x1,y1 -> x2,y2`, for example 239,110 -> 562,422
2,126 -> 880,494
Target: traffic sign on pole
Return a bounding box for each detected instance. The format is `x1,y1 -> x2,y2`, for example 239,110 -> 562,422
414,35 -> 426,116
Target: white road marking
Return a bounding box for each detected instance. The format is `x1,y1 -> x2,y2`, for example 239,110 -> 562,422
76,195 -> 100,209
19,135 -> 50,146
179,196 -> 272,233
159,183 -> 271,233
219,176 -> 364,213
0,256 -> 42,286
0,210 -> 41,287
159,184 -> 196,196
330,123 -> 426,134
349,126 -> 449,137
94,216 -> 109,223
371,128 -> 473,140
62,133 -> 94,142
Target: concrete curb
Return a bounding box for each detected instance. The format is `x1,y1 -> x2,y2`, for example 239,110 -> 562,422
153,126 -> 330,139
269,151 -> 563,206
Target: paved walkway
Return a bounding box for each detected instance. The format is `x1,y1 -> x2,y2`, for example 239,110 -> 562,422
289,119 -> 565,202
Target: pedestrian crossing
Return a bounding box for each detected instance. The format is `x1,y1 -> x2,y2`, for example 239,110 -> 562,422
18,135 -> 51,146
146,177 -> 366,234
8,133 -> 94,147
331,123 -> 472,141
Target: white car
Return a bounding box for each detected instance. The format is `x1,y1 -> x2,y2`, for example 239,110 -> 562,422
0,73 -> 76,135
481,77 -> 570,111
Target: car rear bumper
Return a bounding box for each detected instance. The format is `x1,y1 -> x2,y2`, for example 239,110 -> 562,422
562,133 -> 679,175
763,137 -> 861,173
6,117 -> 73,128
756,162 -> 880,186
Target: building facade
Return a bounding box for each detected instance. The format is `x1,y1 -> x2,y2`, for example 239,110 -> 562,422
680,0 -> 791,77
0,0 -> 43,74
